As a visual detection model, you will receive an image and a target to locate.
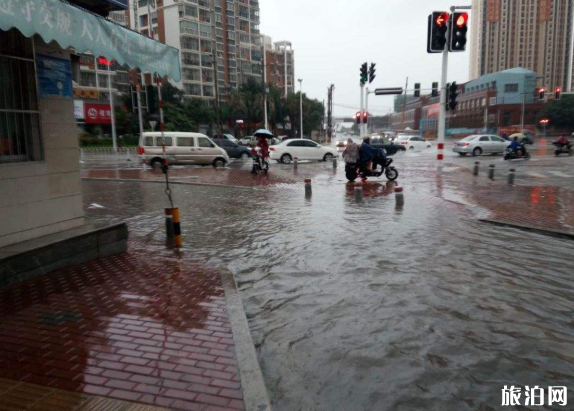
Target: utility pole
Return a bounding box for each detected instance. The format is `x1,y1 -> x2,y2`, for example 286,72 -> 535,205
437,22 -> 449,162
365,87 -> 372,135
327,84 -> 334,142
212,53 -> 222,136
298,79 -> 303,138
401,76 -> 409,130
107,61 -> 117,153
360,84 -> 364,138
262,44 -> 268,130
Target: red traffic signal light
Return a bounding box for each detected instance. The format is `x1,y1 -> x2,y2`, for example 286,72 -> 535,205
355,112 -> 361,124
428,11 -> 449,53
538,87 -> 546,100
455,12 -> 468,27
554,87 -> 562,100
362,111 -> 368,121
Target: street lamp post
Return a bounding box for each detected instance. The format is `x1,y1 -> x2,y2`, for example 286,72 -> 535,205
298,79 -> 303,138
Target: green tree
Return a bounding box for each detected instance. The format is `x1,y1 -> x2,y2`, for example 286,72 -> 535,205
538,96 -> 574,129
164,102 -> 195,131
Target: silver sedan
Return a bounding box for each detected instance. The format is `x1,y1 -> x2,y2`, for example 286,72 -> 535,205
452,134 -> 510,157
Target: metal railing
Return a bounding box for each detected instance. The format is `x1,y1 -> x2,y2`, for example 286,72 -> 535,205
80,147 -> 140,165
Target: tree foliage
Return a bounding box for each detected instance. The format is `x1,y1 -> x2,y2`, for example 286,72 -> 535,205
538,96 -> 574,128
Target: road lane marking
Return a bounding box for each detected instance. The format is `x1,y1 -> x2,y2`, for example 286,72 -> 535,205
548,171 -> 573,178
525,172 -> 547,179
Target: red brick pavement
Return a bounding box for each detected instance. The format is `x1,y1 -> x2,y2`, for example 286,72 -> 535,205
0,250 -> 245,411
82,168 -> 296,188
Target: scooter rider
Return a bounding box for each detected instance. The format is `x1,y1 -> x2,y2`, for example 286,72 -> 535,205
360,136 -> 387,173
554,135 -> 572,151
509,136 -> 526,157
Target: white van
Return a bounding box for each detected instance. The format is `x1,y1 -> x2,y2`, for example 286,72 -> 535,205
138,132 -> 229,168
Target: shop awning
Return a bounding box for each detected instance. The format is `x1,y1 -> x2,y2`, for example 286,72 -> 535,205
0,0 -> 181,81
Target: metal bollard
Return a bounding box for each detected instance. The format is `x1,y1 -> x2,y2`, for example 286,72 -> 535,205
293,157 -> 298,170
354,182 -> 363,201
332,157 -> 337,170
488,164 -> 495,180
473,161 -> 480,176
171,208 -> 183,247
304,178 -> 312,197
395,186 -> 404,206
508,168 -> 516,185
165,208 -> 174,243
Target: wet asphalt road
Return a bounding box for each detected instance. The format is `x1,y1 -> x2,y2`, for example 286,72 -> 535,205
83,149 -> 574,411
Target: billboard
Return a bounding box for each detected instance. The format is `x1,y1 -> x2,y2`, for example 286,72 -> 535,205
84,103 -> 111,124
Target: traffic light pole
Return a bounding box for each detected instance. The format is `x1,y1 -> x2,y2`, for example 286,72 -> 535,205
437,45 -> 449,161
360,83 -> 364,138
365,88 -> 371,136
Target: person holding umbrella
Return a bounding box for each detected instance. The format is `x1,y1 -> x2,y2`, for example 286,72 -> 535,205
252,129 -> 273,173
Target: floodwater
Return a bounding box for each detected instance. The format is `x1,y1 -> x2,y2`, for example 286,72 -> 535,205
84,156 -> 574,411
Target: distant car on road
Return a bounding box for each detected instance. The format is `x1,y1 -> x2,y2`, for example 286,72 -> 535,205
270,139 -> 338,164
213,138 -> 251,160
452,134 -> 510,156
336,140 -> 348,148
239,136 -> 255,146
396,135 -> 432,150
369,136 -> 406,156
213,133 -> 238,144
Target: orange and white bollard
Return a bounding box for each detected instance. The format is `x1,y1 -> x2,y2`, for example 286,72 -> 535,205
171,207 -> 183,247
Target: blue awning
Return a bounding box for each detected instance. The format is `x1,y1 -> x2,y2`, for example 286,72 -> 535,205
0,0 -> 181,81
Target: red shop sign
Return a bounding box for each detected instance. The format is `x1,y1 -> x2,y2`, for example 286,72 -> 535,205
84,103 -> 112,124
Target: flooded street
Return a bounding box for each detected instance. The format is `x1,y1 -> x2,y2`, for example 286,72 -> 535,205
83,154 -> 574,411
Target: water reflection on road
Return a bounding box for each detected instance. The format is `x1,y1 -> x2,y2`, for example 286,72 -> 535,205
83,158 -> 574,411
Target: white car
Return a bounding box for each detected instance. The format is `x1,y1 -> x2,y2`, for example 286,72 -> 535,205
396,135 -> 432,150
270,139 -> 339,164
453,134 -> 511,156
239,136 -> 254,145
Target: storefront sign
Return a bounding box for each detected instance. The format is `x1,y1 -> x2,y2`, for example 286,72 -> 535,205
36,55 -> 73,99
74,88 -> 100,100
426,103 -> 441,119
74,100 -> 85,119
0,0 -> 181,81
84,103 -> 111,124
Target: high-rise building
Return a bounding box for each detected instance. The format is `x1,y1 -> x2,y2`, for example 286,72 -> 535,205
130,0 -> 262,101
469,0 -> 574,91
263,36 -> 295,97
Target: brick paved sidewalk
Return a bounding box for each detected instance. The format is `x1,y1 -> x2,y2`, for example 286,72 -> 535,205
82,168 -> 296,188
0,249 -> 247,411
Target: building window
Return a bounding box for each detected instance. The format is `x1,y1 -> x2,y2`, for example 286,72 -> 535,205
0,30 -> 43,164
504,83 -> 519,92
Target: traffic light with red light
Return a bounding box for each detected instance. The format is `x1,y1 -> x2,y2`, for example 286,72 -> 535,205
554,87 -> 561,100
362,111 -> 368,123
427,11 -> 449,53
355,112 -> 361,124
360,63 -> 368,85
449,12 -> 468,52
538,87 -> 546,100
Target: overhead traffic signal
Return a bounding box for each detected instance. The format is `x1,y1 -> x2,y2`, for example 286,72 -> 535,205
447,82 -> 458,111
448,12 -> 468,52
355,112 -> 361,124
538,87 -> 546,100
431,82 -> 439,97
427,11 -> 449,53
554,86 -> 561,100
360,62 -> 368,85
369,63 -> 376,84
414,83 -> 421,97
362,111 -> 368,122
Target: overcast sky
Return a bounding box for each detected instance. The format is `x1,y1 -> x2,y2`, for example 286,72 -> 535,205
260,0 -> 473,118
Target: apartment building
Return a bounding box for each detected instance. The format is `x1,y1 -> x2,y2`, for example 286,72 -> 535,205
131,0 -> 262,101
263,36 -> 295,97
469,0 -> 574,90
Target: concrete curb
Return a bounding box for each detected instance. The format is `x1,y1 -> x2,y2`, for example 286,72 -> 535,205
81,177 -> 255,190
479,218 -> 574,240
220,268 -> 273,411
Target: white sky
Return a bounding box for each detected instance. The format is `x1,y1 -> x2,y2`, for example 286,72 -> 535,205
260,0 -> 473,118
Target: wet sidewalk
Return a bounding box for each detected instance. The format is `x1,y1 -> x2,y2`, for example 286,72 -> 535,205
82,168 -> 297,188
0,246 -> 260,411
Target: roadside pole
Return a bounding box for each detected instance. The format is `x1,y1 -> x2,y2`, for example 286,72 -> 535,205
262,45 -> 268,129
437,45 -> 449,161
365,87 -> 370,135
360,84 -> 364,138
108,61 -> 117,153
136,85 -> 144,142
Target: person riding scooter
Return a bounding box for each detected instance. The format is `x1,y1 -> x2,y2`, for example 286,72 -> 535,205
509,136 -> 527,157
554,135 -> 572,151
359,136 -> 387,174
